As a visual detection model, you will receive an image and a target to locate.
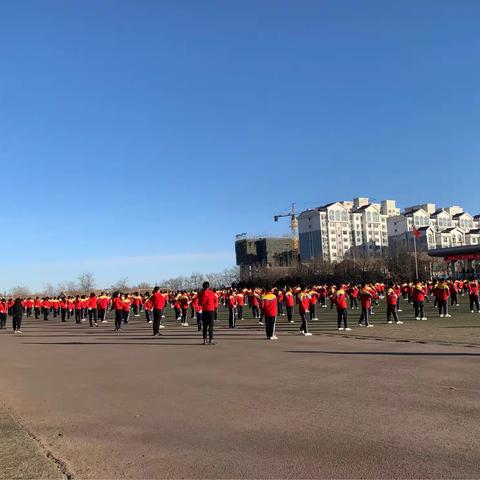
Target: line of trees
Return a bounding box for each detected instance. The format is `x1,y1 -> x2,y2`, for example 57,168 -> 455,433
5,267 -> 241,297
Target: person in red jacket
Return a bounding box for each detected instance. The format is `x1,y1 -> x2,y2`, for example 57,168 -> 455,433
348,285 -> 359,310
88,293 -> 98,327
60,297 -> 68,322
468,280 -> 480,313
0,299 -> 6,329
97,293 -> 110,323
412,281 -> 427,321
143,292 -> 153,324
386,283 -> 403,324
261,287 -> 278,340
449,282 -> 460,307
34,297 -> 41,319
198,281 -> 218,345
111,292 -> 124,332
236,291 -> 245,320
333,286 -> 350,331
297,286 -> 312,336
149,287 -> 167,336
73,296 -> 82,324
191,293 -> 202,332
308,289 -> 318,321
284,287 -> 295,323
434,279 -> 451,317
42,297 -> 51,321
358,285 -> 373,327
227,290 -> 237,328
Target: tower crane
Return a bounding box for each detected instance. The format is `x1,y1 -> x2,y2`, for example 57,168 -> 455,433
274,203 -> 299,260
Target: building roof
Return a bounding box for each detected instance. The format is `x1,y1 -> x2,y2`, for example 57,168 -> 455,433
440,227 -> 462,234
428,245 -> 480,259
467,229 -> 480,235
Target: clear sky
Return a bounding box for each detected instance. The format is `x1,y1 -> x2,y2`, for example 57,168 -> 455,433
1,0 -> 479,292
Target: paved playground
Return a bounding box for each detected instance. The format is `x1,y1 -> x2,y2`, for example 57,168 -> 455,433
1,302 -> 480,479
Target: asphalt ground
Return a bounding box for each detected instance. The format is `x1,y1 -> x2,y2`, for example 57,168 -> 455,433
0,300 -> 479,479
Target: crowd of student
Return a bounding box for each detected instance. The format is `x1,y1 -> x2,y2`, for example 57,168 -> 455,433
0,279 -> 479,342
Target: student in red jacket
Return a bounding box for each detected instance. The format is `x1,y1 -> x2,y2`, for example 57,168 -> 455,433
358,285 -> 373,327
97,293 -> 109,323
74,296 -> 83,324
42,297 -> 51,321
0,299 -> 6,329
297,286 -> 312,336
434,280 -> 451,317
468,280 -> 480,313
261,287 -> 278,340
198,282 -> 218,345
236,291 -> 245,320
333,286 -> 350,331
34,297 -> 41,319
88,293 -> 98,327
412,282 -> 427,321
60,297 -> 68,322
111,292 -> 124,332
284,287 -> 295,323
149,287 -> 167,336
386,284 -> 403,325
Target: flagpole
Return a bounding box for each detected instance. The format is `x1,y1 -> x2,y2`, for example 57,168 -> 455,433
413,230 -> 419,280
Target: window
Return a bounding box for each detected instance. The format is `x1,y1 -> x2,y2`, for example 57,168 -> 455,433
366,211 -> 372,222
328,210 -> 335,221
341,211 -> 348,222
373,212 -> 380,223
335,210 -> 341,221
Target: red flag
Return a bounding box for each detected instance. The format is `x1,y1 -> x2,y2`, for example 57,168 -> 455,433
412,226 -> 421,239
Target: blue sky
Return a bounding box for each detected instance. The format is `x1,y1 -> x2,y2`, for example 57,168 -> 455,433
1,0 -> 479,291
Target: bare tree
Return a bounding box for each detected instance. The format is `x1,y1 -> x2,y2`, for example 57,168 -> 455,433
78,272 -> 96,292
136,281 -> 152,290
9,285 -> 32,298
43,283 -> 57,297
112,277 -> 129,291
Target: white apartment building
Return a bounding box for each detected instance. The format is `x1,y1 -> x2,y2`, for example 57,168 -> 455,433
387,203 -> 480,252
298,197 -> 399,263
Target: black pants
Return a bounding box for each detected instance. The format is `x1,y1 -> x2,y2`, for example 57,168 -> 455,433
75,310 -> 81,324
252,305 -> 260,318
115,310 -> 123,330
286,306 -> 293,322
237,305 -> 243,320
145,309 -> 152,323
309,304 -> 316,320
43,308 -> 49,321
387,305 -> 399,322
350,297 -> 358,308
122,310 -> 129,324
181,308 -> 188,323
450,293 -> 458,306
98,309 -> 107,322
0,313 -> 6,328
13,316 -> 22,331
300,312 -> 308,333
265,316 -> 276,338
26,307 -> 32,317
61,308 -> 67,322
469,295 -> 480,311
153,309 -> 163,335
133,304 -> 139,316
359,307 -> 369,325
414,301 -> 425,318
202,311 -> 215,342
337,309 -> 348,328
228,308 -> 236,328
196,311 -> 202,331
88,308 -> 98,326
34,307 -> 40,319
278,302 -> 284,315
438,300 -> 448,315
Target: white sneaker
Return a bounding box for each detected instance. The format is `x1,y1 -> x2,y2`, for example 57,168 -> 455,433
258,321 -> 264,325
159,325 -> 165,329
289,320 -> 294,323
18,330 -> 22,334
387,320 -> 393,324
102,320 -> 107,323
338,327 -> 344,331
445,314 -> 451,318
183,323 -> 189,327
398,309 -> 403,312
271,335 -> 278,340
304,332 -> 313,336
421,317 -> 427,321
345,327 -> 352,331
440,314 -> 444,318
415,317 -> 420,320
396,321 -> 404,325
148,320 -> 153,324
366,324 -> 374,328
